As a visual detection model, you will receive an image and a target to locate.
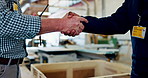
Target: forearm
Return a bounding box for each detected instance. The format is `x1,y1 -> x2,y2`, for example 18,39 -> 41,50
82,16 -> 121,34
83,16 -> 130,35
38,18 -> 62,35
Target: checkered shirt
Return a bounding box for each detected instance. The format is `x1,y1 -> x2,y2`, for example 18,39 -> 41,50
0,0 -> 41,59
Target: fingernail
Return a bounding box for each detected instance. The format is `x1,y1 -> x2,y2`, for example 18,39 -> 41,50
67,31 -> 70,34
72,30 -> 75,33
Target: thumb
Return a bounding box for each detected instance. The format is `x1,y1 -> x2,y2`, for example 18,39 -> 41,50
68,14 -> 73,18
79,17 -> 88,23
69,12 -> 79,17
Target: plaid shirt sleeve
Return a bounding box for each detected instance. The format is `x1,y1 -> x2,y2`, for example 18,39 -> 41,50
0,10 -> 41,39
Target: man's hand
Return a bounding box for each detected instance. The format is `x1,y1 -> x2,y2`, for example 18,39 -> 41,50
61,12 -> 87,36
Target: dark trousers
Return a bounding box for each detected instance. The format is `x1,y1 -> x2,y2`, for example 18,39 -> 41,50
0,59 -> 21,78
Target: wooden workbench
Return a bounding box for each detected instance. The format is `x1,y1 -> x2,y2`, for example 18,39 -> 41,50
37,47 -> 119,62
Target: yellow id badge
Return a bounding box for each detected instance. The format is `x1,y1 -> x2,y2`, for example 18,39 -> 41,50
132,26 -> 146,39
13,3 -> 18,11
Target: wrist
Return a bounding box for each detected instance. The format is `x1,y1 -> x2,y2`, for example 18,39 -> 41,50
57,18 -> 66,31
39,18 -> 64,34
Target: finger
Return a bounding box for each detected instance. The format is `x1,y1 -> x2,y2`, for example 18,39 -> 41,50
76,23 -> 84,33
72,31 -> 79,37
73,28 -> 82,36
79,24 -> 85,30
79,17 -> 88,23
64,30 -> 75,36
67,30 -> 70,34
78,29 -> 82,33
76,33 -> 80,36
69,12 -> 79,17
70,30 -> 76,36
70,29 -> 76,36
66,30 -> 70,34
73,30 -> 80,36
77,28 -> 83,34
68,12 -> 74,18
62,30 -> 70,35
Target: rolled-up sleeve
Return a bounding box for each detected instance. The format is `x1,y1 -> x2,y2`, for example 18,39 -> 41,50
0,10 -> 41,39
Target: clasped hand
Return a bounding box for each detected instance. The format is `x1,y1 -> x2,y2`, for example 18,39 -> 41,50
61,12 -> 88,36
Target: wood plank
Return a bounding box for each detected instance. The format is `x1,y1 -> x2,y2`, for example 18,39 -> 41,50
44,71 -> 66,78
89,73 -> 130,78
20,65 -> 34,78
73,68 -> 95,78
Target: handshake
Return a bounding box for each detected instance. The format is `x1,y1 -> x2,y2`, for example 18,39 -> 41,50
60,12 -> 88,37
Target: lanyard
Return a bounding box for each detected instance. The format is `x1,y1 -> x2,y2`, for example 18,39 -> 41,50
138,14 -> 141,25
